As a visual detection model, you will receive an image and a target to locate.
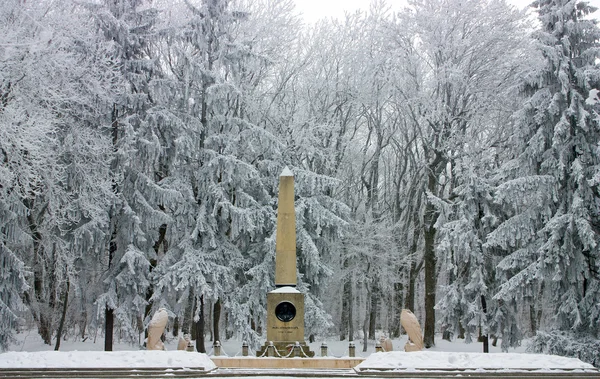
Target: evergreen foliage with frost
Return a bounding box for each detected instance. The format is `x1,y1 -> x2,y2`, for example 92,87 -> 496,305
91,0 -> 177,342
489,0 -> 600,354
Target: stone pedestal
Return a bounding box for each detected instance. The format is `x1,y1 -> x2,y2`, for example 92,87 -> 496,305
267,290 -> 304,343
256,287 -> 314,357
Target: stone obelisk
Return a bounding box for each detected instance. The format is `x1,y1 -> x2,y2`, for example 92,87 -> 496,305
275,166 -> 297,287
258,167 -> 313,357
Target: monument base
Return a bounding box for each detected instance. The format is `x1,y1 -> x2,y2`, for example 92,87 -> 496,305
256,341 -> 315,358
213,357 -> 362,368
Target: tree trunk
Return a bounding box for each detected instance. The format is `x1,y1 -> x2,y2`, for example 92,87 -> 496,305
26,202 -> 53,345
362,285 -> 371,352
183,289 -> 194,335
423,220 -> 437,348
54,280 -> 70,351
423,162 -> 440,349
225,313 -> 233,339
195,295 -> 205,353
340,252 -> 350,341
348,282 -> 354,341
458,322 -> 465,339
391,281 -> 403,338
340,280 -> 349,340
362,309 -> 369,352
104,306 -> 114,351
368,284 -> 378,340
144,220 -> 166,337
405,259 -> 417,313
529,303 -> 537,336
404,219 -> 422,314
173,316 -> 179,338
104,229 -> 117,351
208,300 -> 213,342
213,299 -> 221,343
481,295 -> 489,353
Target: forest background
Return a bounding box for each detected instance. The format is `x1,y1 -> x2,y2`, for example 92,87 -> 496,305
1,0 -> 599,368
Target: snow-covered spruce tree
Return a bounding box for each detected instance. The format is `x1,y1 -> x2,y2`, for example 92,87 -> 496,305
436,163 -> 518,350
431,0 -> 533,350
488,0 -> 600,363
151,0 -> 286,350
41,3 -> 121,349
88,0 -> 179,349
293,169 -> 348,338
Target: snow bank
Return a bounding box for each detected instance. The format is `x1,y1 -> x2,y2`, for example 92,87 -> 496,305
0,350 -> 216,369
356,351 -> 596,371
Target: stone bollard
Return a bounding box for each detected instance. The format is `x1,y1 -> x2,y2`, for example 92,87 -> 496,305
348,342 -> 355,357
293,341 -> 302,357
267,341 -> 275,357
242,341 -> 249,357
375,341 -> 383,353
213,340 -> 221,356
320,342 -> 328,357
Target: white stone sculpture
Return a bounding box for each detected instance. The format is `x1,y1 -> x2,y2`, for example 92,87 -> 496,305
147,308 -> 168,350
400,309 -> 424,352
379,335 -> 393,352
177,334 -> 189,351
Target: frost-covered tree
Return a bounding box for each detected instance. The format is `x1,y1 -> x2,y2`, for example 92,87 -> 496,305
0,0 -> 54,346
488,0 -> 600,363
150,0 -> 291,350
421,0 -> 532,351
87,0 -> 177,350
0,0 -> 118,348
390,0 -> 530,348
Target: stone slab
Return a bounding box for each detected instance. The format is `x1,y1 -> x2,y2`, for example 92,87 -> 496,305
211,357 -> 365,369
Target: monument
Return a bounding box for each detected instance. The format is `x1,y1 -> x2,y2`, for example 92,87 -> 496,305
257,167 -> 314,357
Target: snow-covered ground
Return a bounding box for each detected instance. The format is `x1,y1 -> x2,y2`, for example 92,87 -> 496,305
0,331 -> 596,371
357,351 -> 595,372
0,350 -> 215,369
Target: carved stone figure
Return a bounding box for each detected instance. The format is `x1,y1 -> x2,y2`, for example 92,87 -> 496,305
177,334 -> 190,350
379,335 -> 393,352
400,309 -> 424,352
147,308 -> 168,350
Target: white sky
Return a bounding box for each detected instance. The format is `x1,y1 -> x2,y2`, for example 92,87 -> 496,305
294,0 -> 600,23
